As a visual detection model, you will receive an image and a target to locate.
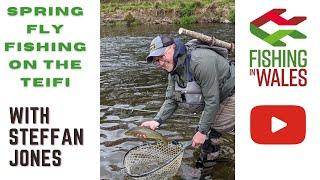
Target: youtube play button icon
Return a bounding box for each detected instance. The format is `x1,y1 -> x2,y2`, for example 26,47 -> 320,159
271,117 -> 287,133
250,105 -> 306,144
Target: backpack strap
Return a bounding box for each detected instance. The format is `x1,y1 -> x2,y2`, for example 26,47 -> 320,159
184,52 -> 194,82
185,39 -> 229,59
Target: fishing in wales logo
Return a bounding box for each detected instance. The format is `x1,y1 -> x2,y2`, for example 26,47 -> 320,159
248,9 -> 308,87
250,9 -> 306,46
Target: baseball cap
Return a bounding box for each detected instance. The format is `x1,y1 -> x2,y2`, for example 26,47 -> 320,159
146,35 -> 174,62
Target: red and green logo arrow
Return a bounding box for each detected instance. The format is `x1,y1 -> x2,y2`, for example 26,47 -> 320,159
250,9 -> 306,46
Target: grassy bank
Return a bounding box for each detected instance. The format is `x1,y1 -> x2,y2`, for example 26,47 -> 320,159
101,0 -> 235,26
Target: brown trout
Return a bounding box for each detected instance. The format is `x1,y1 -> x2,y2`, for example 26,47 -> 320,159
125,126 -> 168,145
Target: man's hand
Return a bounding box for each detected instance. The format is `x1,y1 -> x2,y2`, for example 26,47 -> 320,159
140,120 -> 160,130
192,131 -> 206,147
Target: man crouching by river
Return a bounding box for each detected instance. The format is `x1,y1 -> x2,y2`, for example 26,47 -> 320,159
140,35 -> 235,168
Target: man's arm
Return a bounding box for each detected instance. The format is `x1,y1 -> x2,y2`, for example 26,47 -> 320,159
193,50 -> 221,135
154,74 -> 178,125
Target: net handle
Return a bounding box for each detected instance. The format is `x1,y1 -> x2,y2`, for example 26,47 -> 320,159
182,141 -> 192,149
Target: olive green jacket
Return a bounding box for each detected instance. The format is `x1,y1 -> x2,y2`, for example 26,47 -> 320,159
154,47 -> 235,134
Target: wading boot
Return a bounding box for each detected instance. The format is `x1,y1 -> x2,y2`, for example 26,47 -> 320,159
196,143 -> 220,168
196,129 -> 222,168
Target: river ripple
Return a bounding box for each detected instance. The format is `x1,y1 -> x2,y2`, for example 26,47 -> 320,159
101,24 -> 235,180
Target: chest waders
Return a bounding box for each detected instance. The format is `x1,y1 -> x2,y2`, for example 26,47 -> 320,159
173,42 -> 230,113
173,52 -> 205,112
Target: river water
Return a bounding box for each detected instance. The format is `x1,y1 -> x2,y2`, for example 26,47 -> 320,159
100,23 -> 235,180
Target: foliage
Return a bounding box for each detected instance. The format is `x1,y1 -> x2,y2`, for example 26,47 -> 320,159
124,12 -> 135,26
178,0 -> 203,25
101,0 -> 235,25
228,8 -> 235,23
154,2 -> 161,9
178,15 -> 197,25
101,0 -> 210,13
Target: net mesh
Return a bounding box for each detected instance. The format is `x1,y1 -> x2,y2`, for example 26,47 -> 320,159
124,142 -> 184,180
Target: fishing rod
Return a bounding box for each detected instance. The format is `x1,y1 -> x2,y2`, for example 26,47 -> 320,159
103,105 -> 200,118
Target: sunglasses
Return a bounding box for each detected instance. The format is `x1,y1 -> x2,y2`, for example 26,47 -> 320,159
152,47 -> 170,66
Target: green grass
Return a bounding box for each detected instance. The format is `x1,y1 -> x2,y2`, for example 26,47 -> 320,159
178,15 -> 198,25
101,0 -> 212,13
101,2 -> 154,12
228,7 -> 235,23
101,0 -> 235,25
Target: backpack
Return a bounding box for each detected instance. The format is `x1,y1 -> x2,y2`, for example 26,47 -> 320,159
185,39 -> 234,65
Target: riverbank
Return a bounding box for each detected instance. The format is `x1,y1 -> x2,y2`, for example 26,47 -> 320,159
101,0 -> 235,26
